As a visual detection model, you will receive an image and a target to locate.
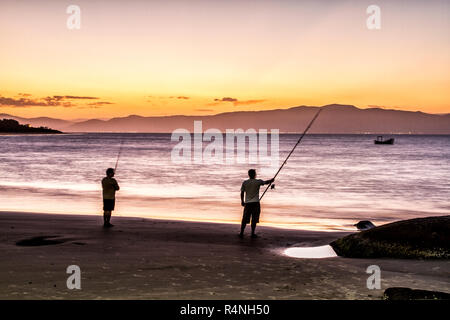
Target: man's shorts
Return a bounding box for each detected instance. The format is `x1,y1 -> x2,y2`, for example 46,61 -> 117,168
242,202 -> 261,224
103,199 -> 115,211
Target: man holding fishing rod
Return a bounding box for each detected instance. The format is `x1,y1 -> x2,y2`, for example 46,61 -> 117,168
101,141 -> 123,228
240,169 -> 274,238
102,168 -> 120,228
239,109 -> 322,238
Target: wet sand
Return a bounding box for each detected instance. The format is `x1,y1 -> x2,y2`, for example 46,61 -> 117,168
0,211 -> 448,299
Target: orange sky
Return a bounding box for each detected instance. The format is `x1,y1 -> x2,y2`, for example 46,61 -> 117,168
0,0 -> 449,119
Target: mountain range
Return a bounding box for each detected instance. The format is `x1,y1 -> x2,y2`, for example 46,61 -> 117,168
1,104 -> 449,134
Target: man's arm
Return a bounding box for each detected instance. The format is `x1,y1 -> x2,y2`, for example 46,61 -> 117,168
263,178 -> 275,185
114,180 -> 120,191
240,191 -> 245,206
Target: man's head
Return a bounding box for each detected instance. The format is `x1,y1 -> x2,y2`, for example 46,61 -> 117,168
106,168 -> 115,177
248,169 -> 256,179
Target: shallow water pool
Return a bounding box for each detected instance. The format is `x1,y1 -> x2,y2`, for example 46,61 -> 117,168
284,245 -> 338,258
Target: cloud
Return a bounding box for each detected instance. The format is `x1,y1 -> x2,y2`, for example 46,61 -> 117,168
165,95 -> 190,100
62,95 -> 99,100
0,96 -> 59,107
214,97 -> 238,102
0,94 -> 100,108
87,101 -> 114,106
146,95 -> 190,102
234,99 -> 266,106
49,95 -> 99,102
213,97 -> 266,106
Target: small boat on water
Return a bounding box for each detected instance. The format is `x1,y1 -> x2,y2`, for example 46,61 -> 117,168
374,136 -> 394,145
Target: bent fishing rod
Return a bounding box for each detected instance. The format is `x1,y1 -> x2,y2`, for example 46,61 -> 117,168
259,108 -> 322,201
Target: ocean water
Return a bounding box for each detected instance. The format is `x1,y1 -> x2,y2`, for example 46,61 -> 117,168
0,133 -> 448,231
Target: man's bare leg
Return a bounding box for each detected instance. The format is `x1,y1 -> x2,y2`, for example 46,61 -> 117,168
251,220 -> 257,238
103,211 -> 112,227
239,220 -> 246,238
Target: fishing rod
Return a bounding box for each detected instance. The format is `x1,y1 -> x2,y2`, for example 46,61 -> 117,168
114,139 -> 124,173
259,108 -> 322,201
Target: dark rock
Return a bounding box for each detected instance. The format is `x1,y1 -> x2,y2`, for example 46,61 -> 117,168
384,287 -> 450,300
331,216 -> 450,259
354,220 -> 376,230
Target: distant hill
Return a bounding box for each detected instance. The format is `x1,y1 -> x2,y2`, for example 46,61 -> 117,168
0,119 -> 62,134
2,104 -> 450,133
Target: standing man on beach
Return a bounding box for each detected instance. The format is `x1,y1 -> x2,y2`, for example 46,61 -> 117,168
102,168 -> 120,228
239,169 -> 274,238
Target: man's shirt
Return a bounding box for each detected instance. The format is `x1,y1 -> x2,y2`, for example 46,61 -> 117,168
241,179 -> 265,203
102,177 -> 120,199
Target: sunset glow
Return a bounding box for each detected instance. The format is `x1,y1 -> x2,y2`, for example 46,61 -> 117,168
0,0 -> 449,120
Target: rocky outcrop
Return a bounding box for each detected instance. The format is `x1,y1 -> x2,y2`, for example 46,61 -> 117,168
0,119 -> 62,133
331,216 -> 450,259
384,287 -> 450,300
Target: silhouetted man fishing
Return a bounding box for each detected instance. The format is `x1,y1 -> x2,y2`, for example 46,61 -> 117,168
239,169 -> 274,238
102,168 -> 120,228
239,109 -> 321,238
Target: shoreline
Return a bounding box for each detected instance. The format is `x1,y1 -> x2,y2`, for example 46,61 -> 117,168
0,210 -> 357,232
1,211 -> 449,299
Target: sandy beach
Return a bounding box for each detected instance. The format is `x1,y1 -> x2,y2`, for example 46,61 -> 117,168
0,211 -> 448,300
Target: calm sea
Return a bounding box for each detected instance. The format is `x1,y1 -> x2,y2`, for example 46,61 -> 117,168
0,133 -> 448,231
